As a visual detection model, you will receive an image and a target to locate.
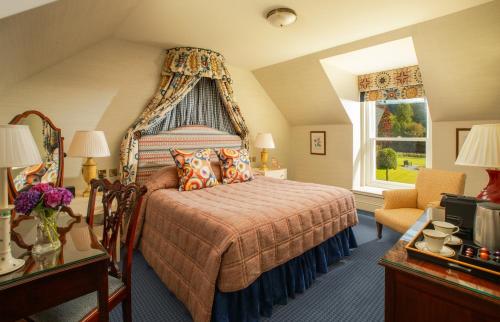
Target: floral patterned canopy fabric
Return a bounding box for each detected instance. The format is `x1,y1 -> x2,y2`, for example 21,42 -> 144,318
358,65 -> 425,101
120,47 -> 249,184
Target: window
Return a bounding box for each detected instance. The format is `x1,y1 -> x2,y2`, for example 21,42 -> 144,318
363,98 -> 430,188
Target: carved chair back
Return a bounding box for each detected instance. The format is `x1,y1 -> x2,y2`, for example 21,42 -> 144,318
86,179 -> 147,286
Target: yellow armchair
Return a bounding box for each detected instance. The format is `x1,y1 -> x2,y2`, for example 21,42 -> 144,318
374,168 -> 466,238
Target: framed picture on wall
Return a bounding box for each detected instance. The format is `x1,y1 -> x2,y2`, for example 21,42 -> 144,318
456,128 -> 471,158
310,131 -> 326,155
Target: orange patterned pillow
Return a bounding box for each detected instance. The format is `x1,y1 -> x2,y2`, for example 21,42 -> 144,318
216,148 -> 254,184
170,148 -> 219,191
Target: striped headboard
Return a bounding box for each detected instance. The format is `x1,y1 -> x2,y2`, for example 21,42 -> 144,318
136,125 -> 242,185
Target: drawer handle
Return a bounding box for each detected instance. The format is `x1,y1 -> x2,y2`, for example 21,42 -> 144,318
447,262 -> 472,273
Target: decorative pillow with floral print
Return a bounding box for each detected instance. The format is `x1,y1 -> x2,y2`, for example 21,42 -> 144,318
216,148 -> 254,184
170,148 -> 219,191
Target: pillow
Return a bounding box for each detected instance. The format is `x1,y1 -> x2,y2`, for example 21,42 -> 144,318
216,148 -> 254,184
170,148 -> 219,191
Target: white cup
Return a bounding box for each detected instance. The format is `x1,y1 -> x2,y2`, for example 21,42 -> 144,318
422,229 -> 451,253
432,221 -> 460,235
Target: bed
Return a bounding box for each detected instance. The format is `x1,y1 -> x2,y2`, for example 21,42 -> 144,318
133,131 -> 358,322
120,47 -> 358,322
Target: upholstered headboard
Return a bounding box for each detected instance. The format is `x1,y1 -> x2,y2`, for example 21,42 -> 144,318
136,125 -> 242,185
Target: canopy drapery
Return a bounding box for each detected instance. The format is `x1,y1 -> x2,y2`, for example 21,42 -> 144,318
120,47 -> 249,184
358,65 -> 425,101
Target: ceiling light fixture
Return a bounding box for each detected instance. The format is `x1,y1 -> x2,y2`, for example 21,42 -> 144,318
266,8 -> 297,27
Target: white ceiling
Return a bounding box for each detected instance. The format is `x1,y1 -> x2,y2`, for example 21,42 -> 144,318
115,0 -> 492,69
321,37 -> 418,75
0,0 -> 57,19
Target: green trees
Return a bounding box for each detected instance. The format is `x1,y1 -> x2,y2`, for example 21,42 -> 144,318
378,103 -> 426,138
377,148 -> 397,180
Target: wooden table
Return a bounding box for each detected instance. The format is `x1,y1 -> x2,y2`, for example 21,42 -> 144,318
380,209 -> 500,322
0,212 -> 109,322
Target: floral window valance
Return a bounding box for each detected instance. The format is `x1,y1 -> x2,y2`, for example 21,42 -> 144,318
358,65 -> 425,101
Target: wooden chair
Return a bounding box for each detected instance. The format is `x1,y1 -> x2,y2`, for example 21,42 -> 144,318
30,179 -> 147,322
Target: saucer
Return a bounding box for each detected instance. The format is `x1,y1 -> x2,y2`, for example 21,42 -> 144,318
415,241 -> 455,258
445,235 -> 463,246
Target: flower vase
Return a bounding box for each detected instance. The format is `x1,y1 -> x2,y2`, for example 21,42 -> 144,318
32,209 -> 61,255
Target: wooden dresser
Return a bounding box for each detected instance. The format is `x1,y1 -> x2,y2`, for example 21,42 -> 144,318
380,209 -> 499,322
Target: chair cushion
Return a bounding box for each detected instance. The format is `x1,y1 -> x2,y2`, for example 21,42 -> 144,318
415,168 -> 465,210
374,208 -> 424,234
30,276 -> 124,322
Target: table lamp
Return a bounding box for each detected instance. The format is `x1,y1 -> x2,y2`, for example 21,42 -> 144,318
68,131 -> 110,197
0,124 -> 42,275
254,133 -> 275,170
455,123 -> 500,203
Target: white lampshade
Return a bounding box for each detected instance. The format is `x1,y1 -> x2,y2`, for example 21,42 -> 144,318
254,133 -> 275,149
455,124 -> 500,168
0,124 -> 42,167
68,131 -> 110,158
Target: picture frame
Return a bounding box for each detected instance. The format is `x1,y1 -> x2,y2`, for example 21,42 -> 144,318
456,128 -> 471,158
310,131 -> 326,155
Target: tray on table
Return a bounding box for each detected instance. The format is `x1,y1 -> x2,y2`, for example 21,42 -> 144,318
405,220 -> 500,283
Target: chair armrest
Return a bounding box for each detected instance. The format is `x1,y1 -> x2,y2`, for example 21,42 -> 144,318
425,200 -> 441,209
382,189 -> 418,209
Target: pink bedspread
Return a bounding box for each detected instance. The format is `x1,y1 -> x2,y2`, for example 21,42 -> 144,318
138,168 -> 357,322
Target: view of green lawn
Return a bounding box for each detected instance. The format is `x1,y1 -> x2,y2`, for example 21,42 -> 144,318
376,154 -> 425,184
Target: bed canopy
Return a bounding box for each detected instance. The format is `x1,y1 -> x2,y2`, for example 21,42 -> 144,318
120,47 -> 249,184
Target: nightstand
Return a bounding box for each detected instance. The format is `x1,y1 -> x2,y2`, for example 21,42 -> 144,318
254,168 -> 287,180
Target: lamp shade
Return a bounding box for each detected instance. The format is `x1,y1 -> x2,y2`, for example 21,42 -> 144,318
254,133 -> 275,149
0,124 -> 42,167
68,131 -> 110,158
455,124 -> 500,168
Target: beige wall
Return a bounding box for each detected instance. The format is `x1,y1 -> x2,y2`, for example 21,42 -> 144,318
289,124 -> 353,189
229,66 -> 291,169
254,1 -> 500,126
258,2 -> 500,201
432,120 -> 500,196
0,38 -> 290,191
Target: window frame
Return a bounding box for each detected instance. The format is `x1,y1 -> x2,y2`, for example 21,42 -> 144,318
361,98 -> 431,189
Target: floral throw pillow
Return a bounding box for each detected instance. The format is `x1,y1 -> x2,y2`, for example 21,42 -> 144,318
216,148 -> 254,184
170,148 -> 219,191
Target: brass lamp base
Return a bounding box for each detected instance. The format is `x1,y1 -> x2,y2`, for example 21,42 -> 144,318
260,148 -> 269,170
82,157 -> 97,197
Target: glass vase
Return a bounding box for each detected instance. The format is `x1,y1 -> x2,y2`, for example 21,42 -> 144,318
32,209 -> 61,256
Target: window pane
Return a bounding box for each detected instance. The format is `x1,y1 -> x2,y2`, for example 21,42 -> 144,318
376,100 -> 427,138
375,141 -> 426,184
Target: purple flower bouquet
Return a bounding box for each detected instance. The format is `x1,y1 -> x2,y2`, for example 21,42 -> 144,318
14,183 -> 73,255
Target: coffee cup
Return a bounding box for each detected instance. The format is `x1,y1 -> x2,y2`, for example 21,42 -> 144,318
422,229 -> 451,253
432,221 -> 460,235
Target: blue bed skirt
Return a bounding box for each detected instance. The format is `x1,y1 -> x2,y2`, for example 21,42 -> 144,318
212,227 -> 358,322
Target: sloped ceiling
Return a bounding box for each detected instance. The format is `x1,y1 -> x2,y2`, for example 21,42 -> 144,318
253,1 -> 500,125
0,0 -> 139,91
115,0 -> 491,69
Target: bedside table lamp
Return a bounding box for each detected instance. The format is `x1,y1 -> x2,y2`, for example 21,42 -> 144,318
0,124 -> 42,275
254,133 -> 275,170
68,131 -> 110,197
455,123 -> 500,203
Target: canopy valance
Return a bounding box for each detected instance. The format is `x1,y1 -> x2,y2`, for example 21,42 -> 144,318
120,47 -> 249,184
358,65 -> 425,101
162,47 -> 232,81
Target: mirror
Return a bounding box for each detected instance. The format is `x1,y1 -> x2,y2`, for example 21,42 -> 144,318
8,110 -> 64,199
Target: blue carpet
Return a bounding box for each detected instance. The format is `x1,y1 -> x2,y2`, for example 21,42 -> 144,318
110,210 -> 401,322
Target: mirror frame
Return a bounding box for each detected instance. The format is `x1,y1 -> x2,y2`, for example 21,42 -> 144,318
8,110 -> 65,201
